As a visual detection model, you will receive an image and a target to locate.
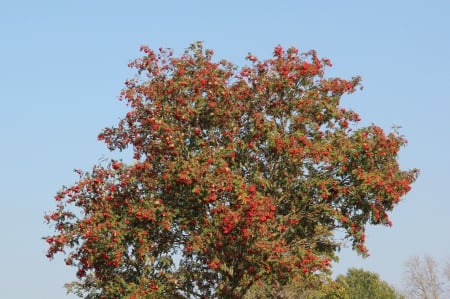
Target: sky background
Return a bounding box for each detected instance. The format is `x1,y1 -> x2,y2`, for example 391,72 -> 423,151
1,0 -> 449,297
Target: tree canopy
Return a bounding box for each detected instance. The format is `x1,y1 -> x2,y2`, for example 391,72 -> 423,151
44,42 -> 418,298
336,268 -> 404,299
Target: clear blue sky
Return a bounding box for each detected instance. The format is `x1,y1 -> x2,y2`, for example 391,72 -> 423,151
1,1 -> 449,297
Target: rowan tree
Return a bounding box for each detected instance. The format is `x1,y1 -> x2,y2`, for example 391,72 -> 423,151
44,42 -> 418,298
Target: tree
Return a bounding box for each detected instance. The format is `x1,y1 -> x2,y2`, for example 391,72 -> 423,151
404,255 -> 444,299
444,260 -> 450,295
244,273 -> 349,299
244,268 -> 403,299
445,260 -> 450,283
44,42 -> 418,298
335,268 -> 404,299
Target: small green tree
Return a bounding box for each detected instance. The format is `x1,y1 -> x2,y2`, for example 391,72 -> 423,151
244,274 -> 349,299
336,268 -> 404,299
244,268 -> 404,299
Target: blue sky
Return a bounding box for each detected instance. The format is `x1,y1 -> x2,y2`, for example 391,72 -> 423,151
1,1 -> 449,297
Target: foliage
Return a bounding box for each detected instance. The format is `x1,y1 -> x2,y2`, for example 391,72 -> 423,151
44,42 -> 418,298
244,274 -> 349,299
335,268 -> 404,299
244,268 -> 404,299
